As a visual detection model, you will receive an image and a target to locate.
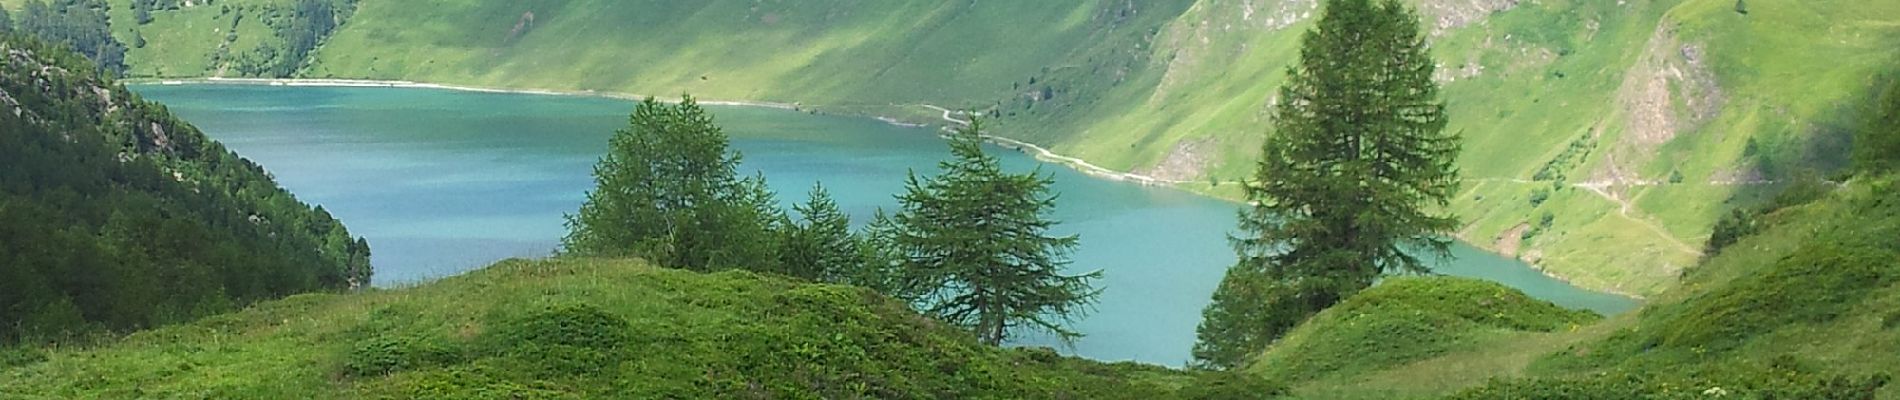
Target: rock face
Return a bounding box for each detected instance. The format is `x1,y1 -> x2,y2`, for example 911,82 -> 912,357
1417,0 -> 1522,33
1599,25 -> 1724,185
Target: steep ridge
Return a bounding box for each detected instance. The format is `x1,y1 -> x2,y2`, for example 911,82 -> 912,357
74,0 -> 1900,296
0,33 -> 370,342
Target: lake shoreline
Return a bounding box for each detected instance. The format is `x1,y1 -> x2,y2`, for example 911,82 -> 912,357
129,77 -> 1642,306
130,78 -> 1184,184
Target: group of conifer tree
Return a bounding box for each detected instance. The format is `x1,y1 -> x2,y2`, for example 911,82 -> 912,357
564,0 -> 1458,357
562,98 -> 1100,345
1192,0 -> 1462,370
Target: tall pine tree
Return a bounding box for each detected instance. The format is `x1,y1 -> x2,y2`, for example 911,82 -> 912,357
1193,0 -> 1460,370
563,96 -> 780,272
891,118 -> 1102,345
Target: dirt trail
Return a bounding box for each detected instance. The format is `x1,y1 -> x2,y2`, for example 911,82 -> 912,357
921,104 -> 1192,186
1572,180 -> 1702,256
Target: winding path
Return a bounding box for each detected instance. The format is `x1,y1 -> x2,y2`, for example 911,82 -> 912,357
920,104 -> 1192,185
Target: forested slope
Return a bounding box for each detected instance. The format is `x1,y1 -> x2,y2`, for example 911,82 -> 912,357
0,33 -> 369,342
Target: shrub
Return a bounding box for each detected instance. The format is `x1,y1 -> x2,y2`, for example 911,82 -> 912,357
0,347 -> 48,368
344,334 -> 464,377
482,304 -> 634,376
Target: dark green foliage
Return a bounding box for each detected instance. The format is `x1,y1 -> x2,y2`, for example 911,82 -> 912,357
1534,134 -> 1596,183
1249,277 -> 1597,382
1855,78 -> 1900,172
482,304 -> 634,377
1734,0 -> 1749,15
563,96 -> 782,273
888,118 -> 1102,345
1522,211 -> 1556,241
232,0 -> 358,77
1705,173 -> 1832,255
0,347 -> 48,368
345,334 -> 463,377
840,209 -> 929,302
132,0 -> 153,25
1704,208 -> 1760,255
1195,0 -> 1459,369
777,183 -> 863,282
0,35 -> 368,343
1190,265 -> 1299,370
15,0 -> 126,74
1529,187 -> 1552,206
0,7 -> 11,33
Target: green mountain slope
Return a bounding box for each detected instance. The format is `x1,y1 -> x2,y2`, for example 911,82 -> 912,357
1012,0 -> 1900,298
0,258 -> 1235,399
0,33 -> 369,342
55,0 -> 1900,296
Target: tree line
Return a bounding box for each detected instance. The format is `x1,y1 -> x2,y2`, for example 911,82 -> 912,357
562,97 -> 1101,345
1,0 -> 358,78
0,33 -> 370,343
10,0 -> 127,74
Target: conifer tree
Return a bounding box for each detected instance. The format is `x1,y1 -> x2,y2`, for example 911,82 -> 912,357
563,96 -> 781,272
778,183 -> 860,281
1193,0 -> 1460,369
890,118 -> 1102,345
846,209 -> 928,303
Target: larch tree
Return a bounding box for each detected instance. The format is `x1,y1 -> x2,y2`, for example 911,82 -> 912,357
890,118 -> 1102,345
563,96 -> 781,272
1192,0 -> 1461,370
777,182 -> 862,282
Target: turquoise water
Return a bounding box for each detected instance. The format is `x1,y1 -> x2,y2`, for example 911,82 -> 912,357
132,84 -> 1635,366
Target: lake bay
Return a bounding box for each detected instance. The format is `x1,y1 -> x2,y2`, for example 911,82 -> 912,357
133,84 -> 1635,366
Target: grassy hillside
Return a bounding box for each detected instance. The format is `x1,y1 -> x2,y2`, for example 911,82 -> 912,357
1243,277 -> 1598,385
92,0 -> 1900,297
0,258 -> 1250,398
1012,0 -> 1900,298
1500,175 -> 1900,398
1235,175 -> 1900,399
308,0 -> 1192,110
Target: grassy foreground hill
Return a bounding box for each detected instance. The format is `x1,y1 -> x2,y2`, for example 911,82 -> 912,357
53,0 -> 1897,297
0,258 -> 1241,399
1230,175 -> 1900,399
